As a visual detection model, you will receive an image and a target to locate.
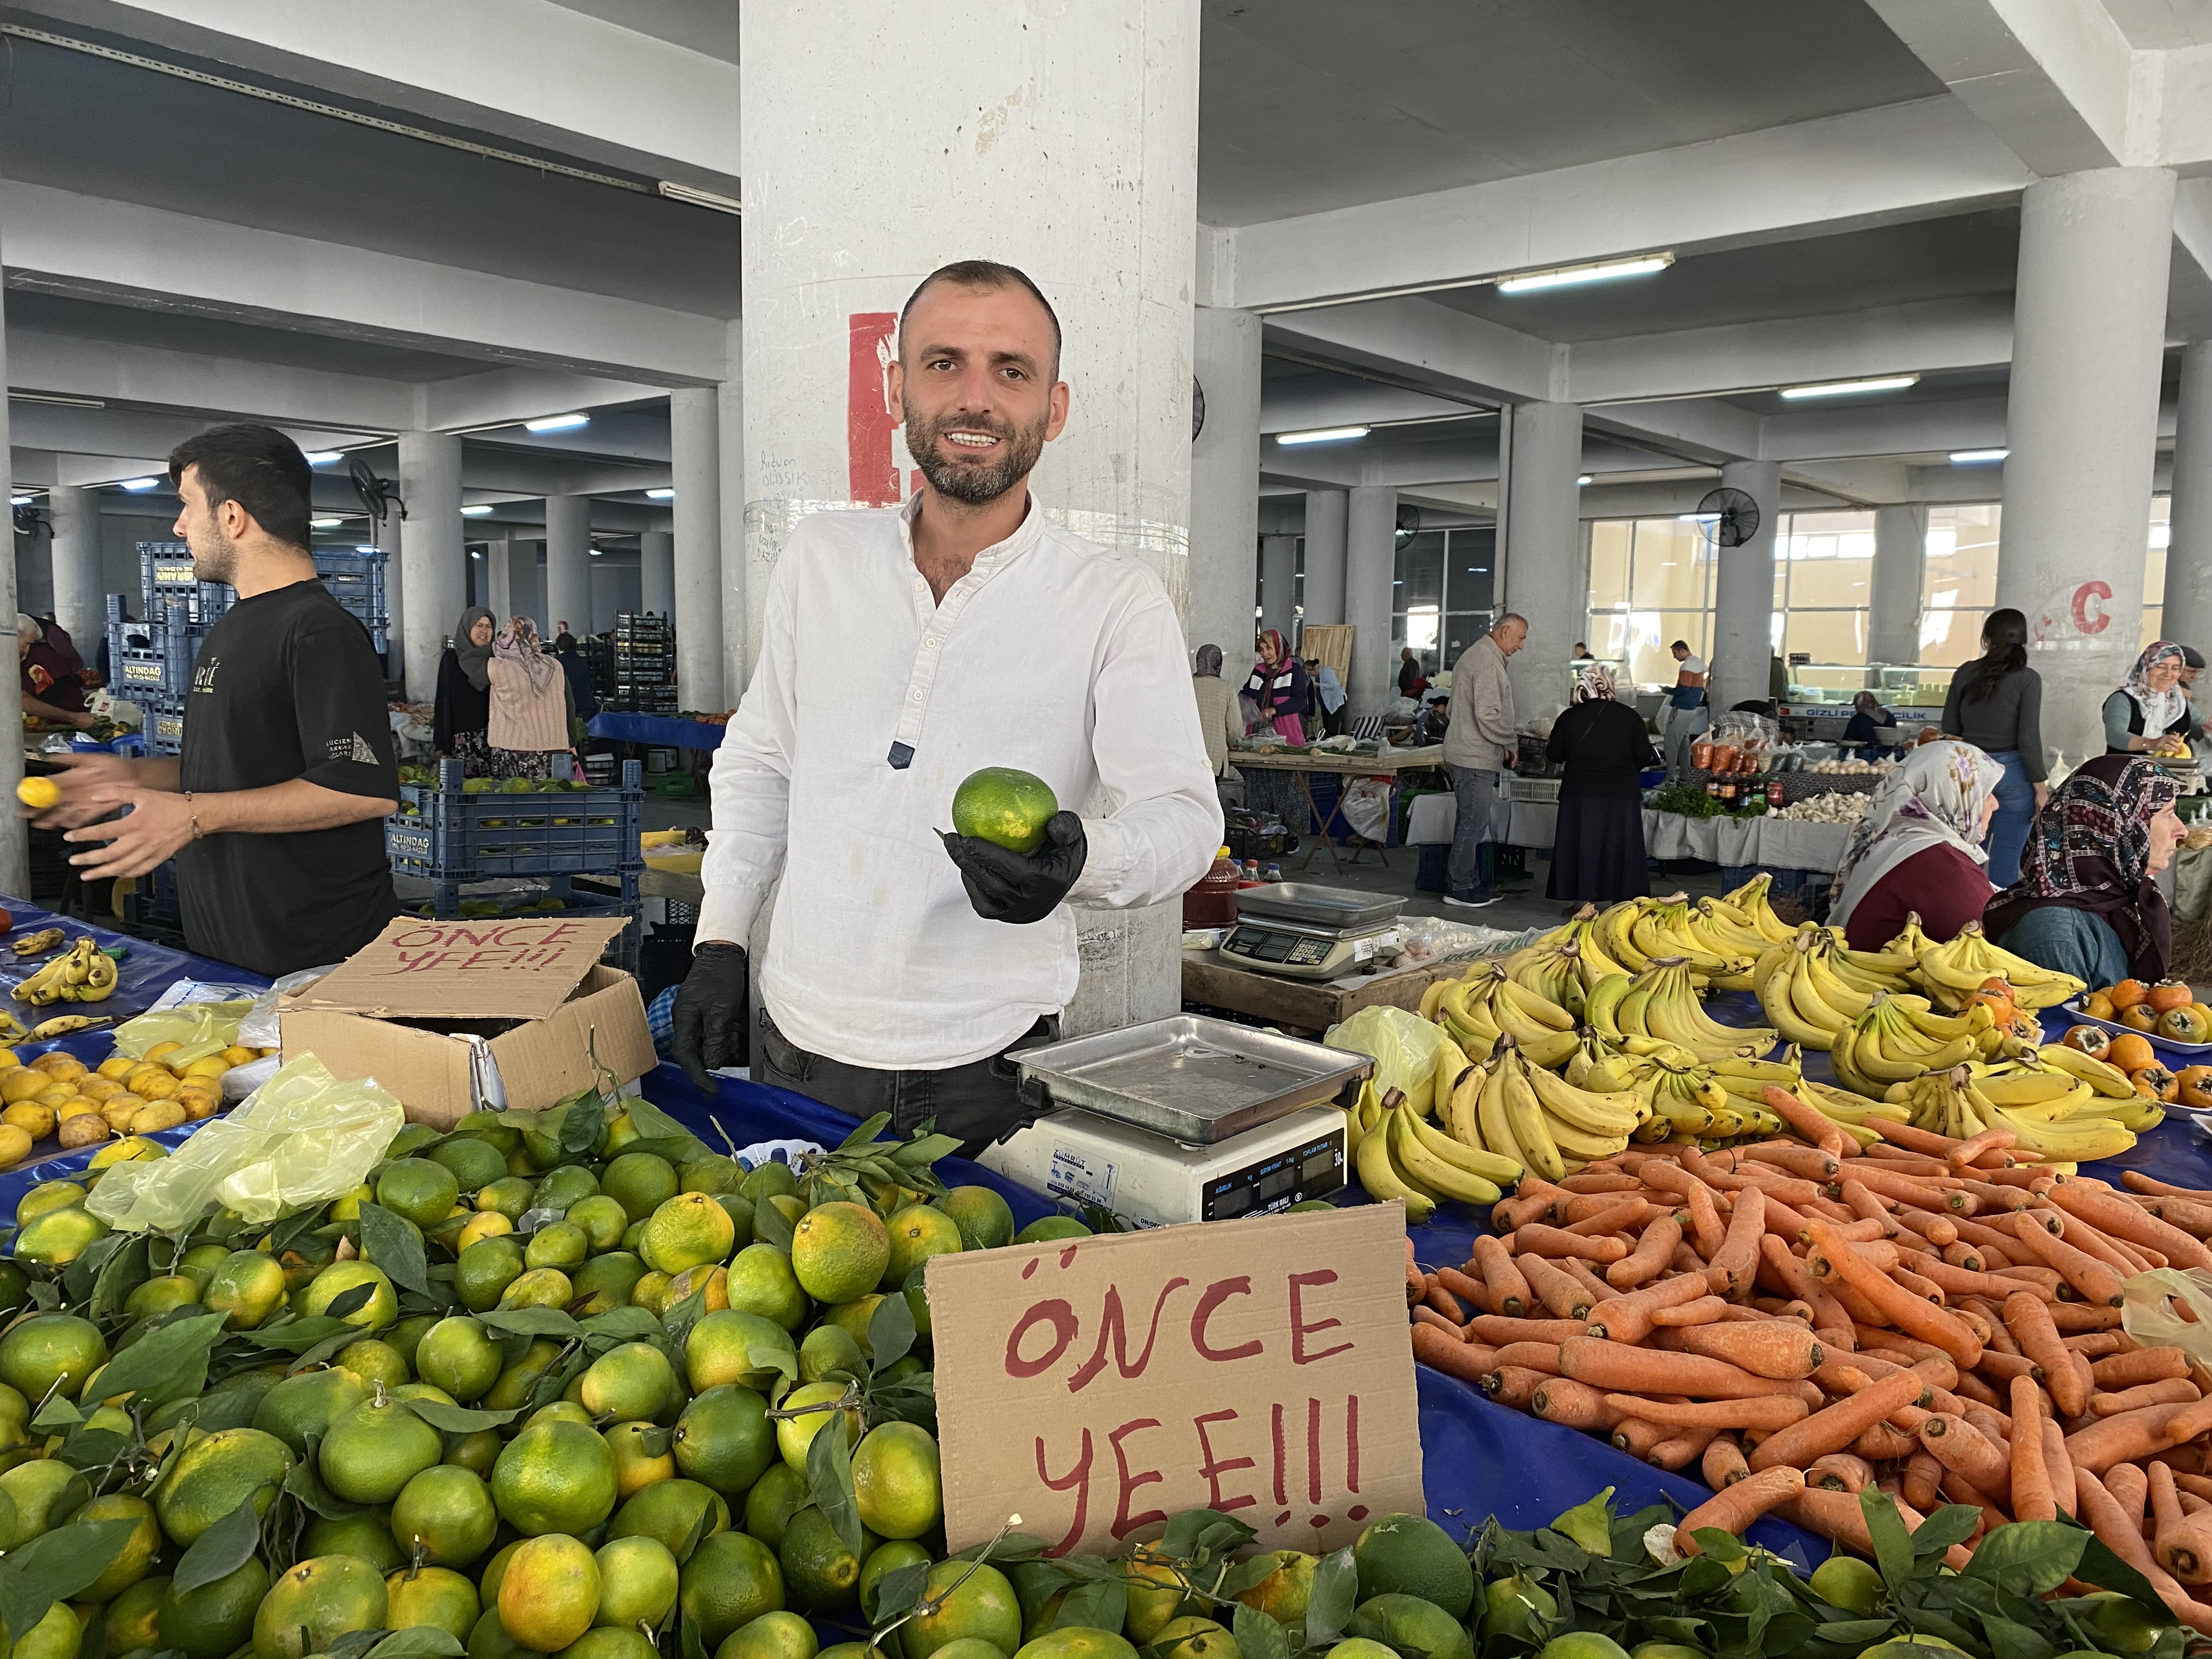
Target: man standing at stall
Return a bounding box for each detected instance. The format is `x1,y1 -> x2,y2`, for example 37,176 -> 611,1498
24,424 -> 400,976
1442,612 -> 1523,909
670,260 -> 1221,1154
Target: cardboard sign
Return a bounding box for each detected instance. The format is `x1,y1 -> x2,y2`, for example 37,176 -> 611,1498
927,1203 -> 1421,1559
296,915 -> 630,1022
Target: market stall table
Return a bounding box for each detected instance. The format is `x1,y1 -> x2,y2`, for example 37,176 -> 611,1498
584,712 -> 730,753
1180,946 -> 1460,1036
1234,744 -> 1444,874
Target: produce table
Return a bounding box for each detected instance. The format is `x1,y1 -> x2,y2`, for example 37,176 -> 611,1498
1180,948 -> 1459,1036
0,898 -> 247,1018
1641,811 -> 1853,873
1233,745 -> 1445,875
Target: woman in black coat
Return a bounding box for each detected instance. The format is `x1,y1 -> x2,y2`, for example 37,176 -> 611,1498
1545,665 -> 1660,902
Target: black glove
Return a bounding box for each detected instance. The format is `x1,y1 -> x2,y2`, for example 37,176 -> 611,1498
670,941 -> 749,1091
940,810 -> 1088,924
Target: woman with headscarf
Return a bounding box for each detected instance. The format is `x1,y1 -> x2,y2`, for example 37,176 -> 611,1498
2104,640 -> 2198,757
1543,665 -> 1660,903
485,617 -> 576,781
1984,754 -> 2186,987
1243,629 -> 1309,744
433,606 -> 496,771
1828,741 -> 2004,951
1190,644 -> 1244,781
1842,690 -> 1898,757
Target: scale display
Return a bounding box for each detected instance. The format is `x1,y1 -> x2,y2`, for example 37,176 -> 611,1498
1223,925 -> 1337,967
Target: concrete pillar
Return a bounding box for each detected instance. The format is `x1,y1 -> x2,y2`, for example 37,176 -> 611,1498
592,562 -> 638,633
1710,460 -> 1782,715
0,274 -> 24,897
397,430 -> 464,700
741,0 -> 1199,1036
1188,306 -> 1261,662
1869,504 -> 1928,668
641,530 -> 675,620
14,518 -> 52,628
1994,167 -> 2175,764
48,487 -> 100,656
719,323 -> 748,707
483,535 -> 513,620
1302,489 -> 1348,625
543,496 -> 592,642
2164,341 -> 2212,652
670,385 -> 724,712
1502,401 -> 1585,717
1259,534 -> 1297,642
373,501 -> 402,674
1345,486 -> 1397,715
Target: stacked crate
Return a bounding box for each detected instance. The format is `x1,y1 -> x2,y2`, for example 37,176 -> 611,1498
607,613 -> 677,714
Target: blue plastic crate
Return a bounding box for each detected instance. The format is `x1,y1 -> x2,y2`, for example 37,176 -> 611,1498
388,757 -> 644,879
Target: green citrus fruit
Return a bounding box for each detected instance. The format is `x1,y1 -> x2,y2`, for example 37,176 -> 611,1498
253,1367 -> 369,1457
774,1380 -> 860,1472
1321,1644 -> 1397,1659
1355,1597 -> 1472,1659
202,1249 -> 289,1328
482,1338 -> 563,1411
534,1165 -> 601,1212
17,1182 -> 84,1223
1013,1633 -> 1137,1659
477,1177 -> 534,1220
743,1463 -> 806,1551
573,1251 -> 648,1315
686,1310 -> 797,1395
879,1205 -> 962,1290
526,1219 -> 591,1271
415,1316 -> 503,1403
607,1477 -> 728,1560
682,1155 -> 741,1195
859,1541 -> 933,1622
305,1510 -> 407,1575
499,1533 -> 601,1652
124,1274 -> 203,1320
951,768 -> 1058,854
940,1187 -> 1015,1251
386,1565 -> 481,1641
252,1554 -> 390,1659
301,1261 -> 398,1330
904,1561 -> 1022,1659
320,1392 -> 444,1504
799,1323 -> 867,1385
672,1384 -> 776,1496
579,1342 -> 679,1422
778,1503 -> 878,1613
726,1245 -> 809,1331
1153,1620 -> 1236,1659
603,1154 -> 681,1222
816,1295 -> 885,1357
334,1338 -> 410,1389
717,1610 -> 818,1659
456,1237 -> 527,1312
0,1312 -> 107,1402
1013,1216 -> 1091,1245
680,1530 -> 785,1650
1352,1513 -> 1474,1620
739,1162 -> 798,1206
851,1421 -> 941,1540
430,1136 -> 509,1192
14,1204 -> 109,1267
1809,1555 -> 1884,1615
641,1192 -> 737,1276
159,1557 -> 268,1659
392,1464 -> 499,1566
568,1195 -> 631,1253
155,1426 -> 292,1546
74,1492 -> 161,1599
594,1534 -> 680,1629
110,1576 -> 174,1657
498,1267 -> 575,1311
9,1602 -> 80,1659
493,1419 -> 619,1536
791,1203 -> 889,1304
605,1419 -> 676,1498
379,1158 -> 461,1228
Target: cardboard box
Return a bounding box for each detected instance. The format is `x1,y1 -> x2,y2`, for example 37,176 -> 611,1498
280,915 -> 657,1130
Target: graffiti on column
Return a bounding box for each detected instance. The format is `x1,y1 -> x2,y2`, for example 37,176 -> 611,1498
2028,578 -> 2113,642
847,312 -> 900,505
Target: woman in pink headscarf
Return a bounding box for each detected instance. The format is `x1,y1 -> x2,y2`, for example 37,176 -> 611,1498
1244,629 -> 1309,743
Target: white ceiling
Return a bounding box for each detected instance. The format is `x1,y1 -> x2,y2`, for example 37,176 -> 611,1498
543,0 -> 739,64
2103,0 -> 2212,46
5,293 -> 498,382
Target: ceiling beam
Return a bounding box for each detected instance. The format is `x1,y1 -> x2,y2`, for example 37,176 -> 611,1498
3,182 -> 728,386
1262,298 -> 1554,405
7,329 -> 417,432
1224,98 -> 2032,313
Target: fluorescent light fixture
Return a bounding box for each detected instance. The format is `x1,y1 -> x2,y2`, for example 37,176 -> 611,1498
470,550 -> 482,560
1779,375 -> 1919,400
303,451 -> 343,466
525,414 -> 590,433
1276,425 -> 1369,446
9,495 -> 33,506
646,488 -> 675,500
119,477 -> 160,492
1949,448 -> 2008,464
1496,253 -> 1673,295
355,545 -> 379,554
460,505 -> 494,517
658,180 -> 743,216
309,517 -> 343,528
589,549 -> 603,557
1577,475 -> 1593,486
1677,512 -> 1720,524
9,392 -> 104,409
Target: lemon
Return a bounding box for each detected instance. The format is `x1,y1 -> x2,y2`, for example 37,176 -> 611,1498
392,1464 -> 499,1566
642,1192 -> 737,1276
320,1392 -> 444,1504
0,1311 -> 106,1402
743,1464 -> 808,1551
252,1554 -> 388,1659
500,1534 -> 601,1653
774,1380 -> 862,1472
951,768 -> 1058,853
15,776 -> 60,810
301,1261 -> 398,1330
605,1420 -> 676,1498
719,1611 -> 819,1659
851,1421 -> 942,1540
579,1342 -> 679,1423
673,1384 -> 777,1496
904,1561 -> 1022,1659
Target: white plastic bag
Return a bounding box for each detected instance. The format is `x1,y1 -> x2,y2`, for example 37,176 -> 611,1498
2123,1267 -> 2212,1366
1340,776 -> 1391,842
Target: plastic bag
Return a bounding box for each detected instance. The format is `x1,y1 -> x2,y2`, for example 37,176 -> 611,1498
238,965 -> 341,1051
1340,777 -> 1391,842
111,999 -> 253,1066
2122,1267 -> 2212,1366
86,1053 -> 405,1231
1324,1005 -> 1447,1118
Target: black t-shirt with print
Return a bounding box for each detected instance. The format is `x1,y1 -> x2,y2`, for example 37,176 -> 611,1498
176,579 -> 399,975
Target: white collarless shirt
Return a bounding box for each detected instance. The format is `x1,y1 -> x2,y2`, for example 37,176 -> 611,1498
698,494 -> 1223,1070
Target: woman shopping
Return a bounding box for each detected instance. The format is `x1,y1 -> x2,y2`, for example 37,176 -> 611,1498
431,605 -> 498,774
1983,754 -> 2185,988
1939,607 -> 2044,887
1543,665 -> 1658,904
485,617 -> 577,781
1244,629 -> 1310,743
1827,741 -> 2004,952
2104,640 -> 2199,757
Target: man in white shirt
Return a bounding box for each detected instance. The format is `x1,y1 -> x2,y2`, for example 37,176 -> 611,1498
1662,639 -> 1709,775
670,261 -> 1222,1154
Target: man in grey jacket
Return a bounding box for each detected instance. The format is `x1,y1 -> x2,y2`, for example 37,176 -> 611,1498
1443,613 -> 1526,907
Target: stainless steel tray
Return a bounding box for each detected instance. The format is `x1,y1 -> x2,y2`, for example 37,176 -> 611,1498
1234,883 -> 1403,930
1011,1014 -> 1374,1144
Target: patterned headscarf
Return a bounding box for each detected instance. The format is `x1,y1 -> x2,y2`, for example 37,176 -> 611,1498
2123,641 -> 2191,740
1984,753 -> 2181,980
1572,664 -> 1616,703
493,617 -> 558,696
1828,741 -> 2004,932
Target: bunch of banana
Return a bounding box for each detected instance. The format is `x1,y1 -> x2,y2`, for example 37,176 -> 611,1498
1565,1030 -> 1651,1094
1628,1052 -> 1737,1141
1610,957 -> 1776,1063
1504,906 -> 1634,997
1453,1037 -> 1641,1180
1912,920 -> 2086,1012
27,1013 -> 111,1039
1812,927 -> 1921,994
1717,872 -> 1802,944
1798,1074 -> 1912,1130
8,927 -> 63,959
1680,894 -> 1785,964
1593,895 -> 1743,982
1505,936 -> 1587,1021
1895,1064 -> 2008,1140
1901,1057 -> 2142,1161
1830,991 -> 1991,1097
2030,1042 -> 2163,1129
1884,913 -> 1940,961
1353,1073 -> 1525,1212
1434,966 -> 1578,1068
14,937 -> 117,1006
0,1009 -> 28,1043
1754,932 -> 1867,1051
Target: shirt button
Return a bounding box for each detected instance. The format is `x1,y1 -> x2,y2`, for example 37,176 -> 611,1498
924,636 -> 937,648
911,689 -> 923,701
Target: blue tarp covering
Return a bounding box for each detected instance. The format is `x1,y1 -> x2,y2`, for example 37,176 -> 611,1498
585,713 -> 729,753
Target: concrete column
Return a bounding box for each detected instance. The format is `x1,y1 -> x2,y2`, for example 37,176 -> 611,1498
543,496 -> 592,642
1188,306 -> 1261,662
592,562 -> 638,633
373,502 -> 402,674
670,385 -> 724,712
718,322 -> 747,708
1869,504 -> 1928,667
0,275 -> 24,897
741,0 -> 1199,1036
1711,460 -> 1782,715
1501,401 -> 1585,717
483,535 -> 513,620
14,519 -> 52,627
397,430 -> 464,699
47,487 -> 100,656
1345,486 -> 1398,715
1994,167 -> 2176,764
641,531 -> 676,620
1259,534 -> 1297,641
2164,341 -> 2212,652
1302,489 -> 1348,625
509,544 -> 543,634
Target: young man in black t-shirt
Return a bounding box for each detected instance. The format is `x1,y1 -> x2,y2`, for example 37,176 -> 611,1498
25,425 -> 399,977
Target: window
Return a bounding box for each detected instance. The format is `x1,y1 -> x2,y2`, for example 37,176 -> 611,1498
1395,527 -> 1494,673
1921,500 -> 2169,665
1774,509 -> 1875,696
1584,517 -> 1716,687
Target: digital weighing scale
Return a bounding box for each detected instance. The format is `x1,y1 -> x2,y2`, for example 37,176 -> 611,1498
1218,883 -> 1404,979
980,1014 -> 1374,1227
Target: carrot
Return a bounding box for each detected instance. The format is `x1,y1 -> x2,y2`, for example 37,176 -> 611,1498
1479,1365 -> 1548,1410
2094,1379 -> 2202,1417
1903,1449 -> 1945,1511
1951,1369 -> 2004,1410
1847,1164 -> 1970,1212
1433,1265 -> 1491,1314
1762,1085 -> 1846,1156
2162,1395 -> 2212,1444
1918,1257 -> 2047,1304
1648,1427 -> 1718,1471
1649,1295 -> 1731,1329
1707,1185 -> 1767,1302
2154,1462 -> 2212,1582
1561,1188 -> 1645,1221
1597,1393 -> 1809,1432
1779,1486 -> 1973,1570
1866,1120 -> 1970,1158
2177,1471 -> 2212,1503
1641,1165 -> 1726,1259
1675,1465 -> 1805,1554
1895,1207 -> 1960,1248
2076,1469 -> 2212,1637
1423,1281 -> 1466,1323
1560,1171 -> 1642,1195
1558,1336 -> 1789,1401
1702,1433 -> 1749,1489
1806,1453 -> 1874,1492
1492,1184 -> 1562,1231
2050,1303 -> 2126,1332
1605,1212 -> 1682,1290
2050,1182 -> 2212,1269
1467,1314 -> 1587,1346
1517,1252 -> 1592,1321
2125,1172 -> 2212,1199
2040,1414 -> 2076,1517
1491,1341 -> 1566,1375
1584,1272 -> 1714,1344
1916,1413 -> 2010,1492
2006,1211 -> 2128,1306
1513,1223 -> 1632,1264
1406,1260 -> 1426,1302
1469,1236 -> 1530,1317
1530,1377 -> 1626,1432
1612,1417 -> 1671,1459
1743,1142 -> 1841,1182
2003,1291 -> 2087,1417
1664,1319 -> 1824,1381
1946,1126 -> 2017,1168
1804,1220 -> 1984,1368
1410,1305 -> 1464,1340
1410,1322 -> 1494,1385
1563,1197 -> 1652,1236
2063,1401 -> 2200,1474
1555,1255 -> 1622,1308
1749,1367 -> 1926,1474
2005,1375 -> 2056,1521
1938,1470 -> 2007,1538
1939,1241 -> 1986,1273
2098,1346 -> 2194,1389
1852,1421 -> 1920,1462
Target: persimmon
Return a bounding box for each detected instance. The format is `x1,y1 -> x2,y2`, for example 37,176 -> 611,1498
2063,1024 -> 2113,1059
2149,978 -> 2197,1014
1967,983 -> 2016,1024
2084,991 -> 2117,1019
2122,1003 -> 2160,1033
2160,1005 -> 2212,1045
2178,1065 -> 2212,1109
2109,1032 -> 2157,1074
2110,978 -> 2151,1011
2131,1064 -> 2179,1102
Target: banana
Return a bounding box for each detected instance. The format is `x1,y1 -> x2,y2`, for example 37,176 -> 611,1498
1401,1102 -> 1520,1187
1496,975 -> 1575,1032
1485,980 -> 1579,1067
1900,1000 -> 1993,1043
1596,901 -> 1654,972
1722,873 -> 1801,944
1354,1116 -> 1437,1221
1632,906 -> 1732,977
1829,1025 -> 1895,1101
1443,1061 -> 1485,1148
1971,1065 -> 2091,1110
1525,1062 -> 1645,1135
1574,919 -> 1632,984
1710,1048 -> 1803,1085
1544,1114 -> 1632,1162
1886,913 -> 1938,961
27,1013 -> 110,1039
1688,897 -> 1775,957
1787,950 -> 1856,1035
8,928 -> 63,958
2106,1095 -> 2166,1133
1991,1104 -> 2136,1163
1756,949 -> 1836,1049
1419,979 -> 1450,1022
1502,1063 -> 1566,1180
1801,1075 -> 1910,1124
1801,944 -> 1877,1019
1389,1107 -> 1503,1204
1475,1056 -> 1527,1169
2035,1043 -> 2136,1099
1583,975 -> 1633,1043
1430,1034 -> 1473,1122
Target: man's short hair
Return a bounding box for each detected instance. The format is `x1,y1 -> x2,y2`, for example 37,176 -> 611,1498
2186,646 -> 2207,671
166,423 -> 312,550
1491,613 -> 1528,635
900,261 -> 1062,372
1671,639 -> 1690,652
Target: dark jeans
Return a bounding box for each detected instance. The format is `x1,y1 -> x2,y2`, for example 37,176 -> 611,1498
754,1007 -> 1060,1160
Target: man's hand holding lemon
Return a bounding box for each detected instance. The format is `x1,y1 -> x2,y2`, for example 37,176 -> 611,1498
939,768 -> 1086,926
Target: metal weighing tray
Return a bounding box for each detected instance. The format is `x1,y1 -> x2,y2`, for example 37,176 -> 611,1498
1011,1014 -> 1374,1145
1233,883 -> 1403,931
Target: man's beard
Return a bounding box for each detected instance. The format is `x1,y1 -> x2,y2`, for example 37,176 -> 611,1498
189,521 -> 239,585
901,399 -> 1047,506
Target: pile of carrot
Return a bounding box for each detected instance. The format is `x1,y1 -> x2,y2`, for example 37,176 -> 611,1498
1406,1096 -> 2212,1628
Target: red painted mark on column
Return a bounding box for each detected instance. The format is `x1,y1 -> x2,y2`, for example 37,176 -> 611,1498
848,312 -> 899,505
2072,581 -> 2113,635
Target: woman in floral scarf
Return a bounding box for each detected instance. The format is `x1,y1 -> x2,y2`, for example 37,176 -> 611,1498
1827,740 -> 2004,951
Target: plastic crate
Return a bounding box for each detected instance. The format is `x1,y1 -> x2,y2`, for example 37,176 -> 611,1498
387,758 -> 644,879
1505,776 -> 1561,803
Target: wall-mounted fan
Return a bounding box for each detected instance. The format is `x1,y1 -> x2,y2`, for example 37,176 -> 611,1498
351,455 -> 403,525
12,502 -> 49,539
1191,377 -> 1206,443
1692,486 -> 1760,548
1395,504 -> 1421,551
